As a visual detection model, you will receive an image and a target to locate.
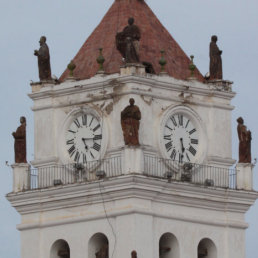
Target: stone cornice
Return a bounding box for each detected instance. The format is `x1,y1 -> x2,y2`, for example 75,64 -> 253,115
7,175 -> 257,221
29,75 -> 235,112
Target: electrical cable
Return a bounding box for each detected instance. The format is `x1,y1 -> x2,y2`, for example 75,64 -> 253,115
98,181 -> 117,258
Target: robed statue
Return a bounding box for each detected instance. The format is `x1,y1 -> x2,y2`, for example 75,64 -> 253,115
209,35 -> 223,80
12,116 -> 27,163
131,251 -> 137,258
237,117 -> 252,163
34,36 -> 52,81
121,98 -> 141,146
95,244 -> 108,258
116,17 -> 141,63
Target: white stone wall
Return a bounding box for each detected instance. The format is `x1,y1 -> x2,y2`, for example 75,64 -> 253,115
29,73 -> 235,168
16,177 -> 252,258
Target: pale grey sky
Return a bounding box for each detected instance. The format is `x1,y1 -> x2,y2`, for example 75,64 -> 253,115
0,0 -> 258,257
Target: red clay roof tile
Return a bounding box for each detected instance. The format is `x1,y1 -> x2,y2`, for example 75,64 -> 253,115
59,0 -> 203,82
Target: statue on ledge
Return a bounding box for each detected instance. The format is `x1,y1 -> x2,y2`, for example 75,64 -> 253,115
121,98 -> 141,146
209,35 -> 223,80
131,250 -> 137,258
95,244 -> 108,258
237,117 -> 252,163
116,17 -> 141,63
34,36 -> 52,81
12,116 -> 27,163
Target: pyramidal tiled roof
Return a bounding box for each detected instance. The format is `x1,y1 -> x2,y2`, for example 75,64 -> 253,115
60,0 -> 203,82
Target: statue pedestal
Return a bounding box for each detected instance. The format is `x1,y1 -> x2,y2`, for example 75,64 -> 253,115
122,146 -> 144,174
120,64 -> 146,76
95,70 -> 106,78
207,80 -> 233,91
187,76 -> 198,81
236,163 -> 253,191
65,76 -> 78,82
159,72 -> 169,77
11,163 -> 31,192
30,80 -> 56,93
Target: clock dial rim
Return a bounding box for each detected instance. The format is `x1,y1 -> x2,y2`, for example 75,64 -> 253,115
159,106 -> 207,164
65,113 -> 102,163
58,107 -> 108,165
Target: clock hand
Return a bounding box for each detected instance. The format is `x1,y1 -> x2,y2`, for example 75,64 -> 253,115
82,138 -> 90,150
180,138 -> 185,153
82,137 -> 94,140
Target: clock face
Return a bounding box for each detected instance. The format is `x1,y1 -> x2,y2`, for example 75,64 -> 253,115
65,113 -> 102,163
162,112 -> 199,163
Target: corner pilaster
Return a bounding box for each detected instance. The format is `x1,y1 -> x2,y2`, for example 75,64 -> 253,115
236,163 -> 253,190
11,163 -> 31,192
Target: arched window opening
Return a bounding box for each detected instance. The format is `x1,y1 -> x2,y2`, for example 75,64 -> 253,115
159,232 -> 179,258
198,238 -> 217,258
88,233 -> 109,258
50,239 -> 70,258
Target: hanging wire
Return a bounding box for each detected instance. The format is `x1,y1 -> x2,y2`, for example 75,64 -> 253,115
98,181 -> 117,258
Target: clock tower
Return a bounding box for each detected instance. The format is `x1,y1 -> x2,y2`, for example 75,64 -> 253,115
7,0 -> 257,258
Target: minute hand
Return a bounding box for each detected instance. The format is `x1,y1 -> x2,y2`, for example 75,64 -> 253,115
82,137 -> 93,140
180,138 -> 185,153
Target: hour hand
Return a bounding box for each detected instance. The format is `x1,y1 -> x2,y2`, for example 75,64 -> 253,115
82,138 -> 89,149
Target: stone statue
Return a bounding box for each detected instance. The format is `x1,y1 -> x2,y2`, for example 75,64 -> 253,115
95,244 -> 108,258
34,36 -> 52,81
116,17 -> 141,63
131,250 -> 137,258
209,35 -> 223,80
237,117 -> 252,163
121,98 -> 141,146
12,116 -> 27,163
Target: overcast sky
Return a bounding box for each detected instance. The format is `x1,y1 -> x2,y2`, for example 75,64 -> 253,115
0,0 -> 258,257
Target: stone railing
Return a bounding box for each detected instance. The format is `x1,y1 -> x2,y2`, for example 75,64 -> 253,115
9,154 -> 248,192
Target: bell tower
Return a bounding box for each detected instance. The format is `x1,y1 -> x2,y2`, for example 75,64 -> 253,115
7,0 -> 257,258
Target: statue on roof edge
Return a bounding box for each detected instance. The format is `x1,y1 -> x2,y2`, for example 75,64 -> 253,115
34,36 -> 52,81
209,35 -> 223,80
116,17 -> 141,64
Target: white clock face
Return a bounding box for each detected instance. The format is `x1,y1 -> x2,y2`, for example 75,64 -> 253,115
163,113 -> 199,163
65,113 -> 102,163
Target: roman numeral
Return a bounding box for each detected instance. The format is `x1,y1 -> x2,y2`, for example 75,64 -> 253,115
68,145 -> 76,157
178,114 -> 183,126
89,117 -> 94,127
186,153 -> 190,161
188,145 -> 197,156
74,118 -> 80,128
171,116 -> 177,126
83,154 -> 87,164
189,128 -> 196,135
93,124 -> 101,132
191,139 -> 199,144
185,120 -> 190,128
74,151 -> 80,163
82,114 -> 87,126
165,142 -> 172,152
163,135 -> 171,141
165,125 -> 173,131
179,153 -> 183,163
93,134 -> 102,140
170,149 -> 176,161
93,143 -> 101,152
68,129 -> 76,134
90,151 -> 95,159
66,139 -> 74,145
